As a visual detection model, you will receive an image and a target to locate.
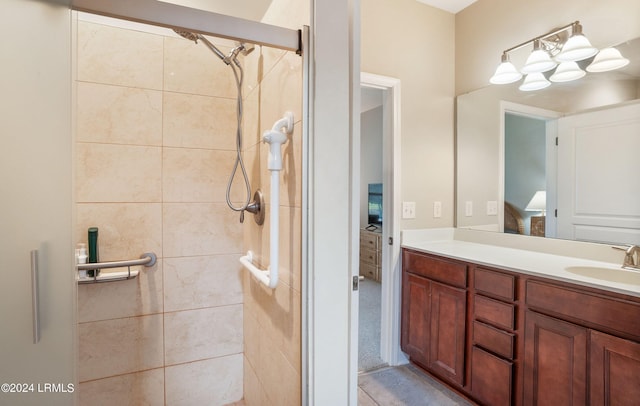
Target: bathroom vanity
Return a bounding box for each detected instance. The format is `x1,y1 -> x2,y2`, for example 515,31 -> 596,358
401,232 -> 640,406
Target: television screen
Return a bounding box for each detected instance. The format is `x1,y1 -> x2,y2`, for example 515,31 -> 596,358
368,183 -> 383,225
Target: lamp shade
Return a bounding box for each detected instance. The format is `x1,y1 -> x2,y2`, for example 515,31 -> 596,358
490,54 -> 523,84
550,61 -> 586,82
525,191 -> 546,213
519,73 -> 551,91
586,47 -> 630,72
555,34 -> 598,62
522,41 -> 557,74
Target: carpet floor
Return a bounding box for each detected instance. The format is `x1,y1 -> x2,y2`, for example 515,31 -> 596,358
359,278 -> 386,372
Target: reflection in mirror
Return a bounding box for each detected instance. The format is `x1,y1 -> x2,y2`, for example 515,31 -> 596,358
456,37 -> 640,245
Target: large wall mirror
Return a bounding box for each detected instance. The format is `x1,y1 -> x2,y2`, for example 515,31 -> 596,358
456,36 -> 640,245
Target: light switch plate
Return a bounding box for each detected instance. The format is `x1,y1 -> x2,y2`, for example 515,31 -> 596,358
487,200 -> 498,216
465,201 -> 473,217
402,201 -> 416,219
433,201 -> 442,218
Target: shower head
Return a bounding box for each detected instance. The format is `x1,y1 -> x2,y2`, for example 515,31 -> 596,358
172,28 -> 227,62
173,29 -> 199,43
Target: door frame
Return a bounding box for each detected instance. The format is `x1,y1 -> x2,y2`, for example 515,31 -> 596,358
359,72 -> 404,367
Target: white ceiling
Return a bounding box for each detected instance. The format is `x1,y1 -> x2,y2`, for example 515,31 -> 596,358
416,0 -> 477,14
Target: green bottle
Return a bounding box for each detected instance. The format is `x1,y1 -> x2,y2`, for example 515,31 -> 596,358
88,227 -> 99,277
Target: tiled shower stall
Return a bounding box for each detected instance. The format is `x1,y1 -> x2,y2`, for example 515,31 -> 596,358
75,15 -> 302,405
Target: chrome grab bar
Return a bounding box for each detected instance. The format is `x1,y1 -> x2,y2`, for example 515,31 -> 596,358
77,252 -> 157,285
76,252 -> 156,271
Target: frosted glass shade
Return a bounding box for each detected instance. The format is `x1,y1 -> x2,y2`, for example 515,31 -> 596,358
555,34 -> 598,62
521,49 -> 557,74
519,73 -> 551,91
550,61 -> 586,82
586,47 -> 630,72
490,59 -> 522,84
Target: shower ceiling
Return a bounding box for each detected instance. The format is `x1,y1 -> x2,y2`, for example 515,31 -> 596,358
159,0 -> 273,22
416,0 -> 477,14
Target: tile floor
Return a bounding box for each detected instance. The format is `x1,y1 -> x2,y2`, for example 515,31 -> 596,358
358,364 -> 474,406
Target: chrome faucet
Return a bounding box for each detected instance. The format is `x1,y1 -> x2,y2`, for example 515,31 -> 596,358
613,245 -> 640,270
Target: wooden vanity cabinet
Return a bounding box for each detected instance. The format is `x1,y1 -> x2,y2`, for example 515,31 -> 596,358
401,249 -> 467,387
401,248 -> 640,406
524,280 -> 640,406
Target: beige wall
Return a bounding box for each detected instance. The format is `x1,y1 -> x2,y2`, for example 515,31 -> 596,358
456,0 -> 640,95
361,0 -> 456,229
75,20 -> 245,405
241,46 -> 303,405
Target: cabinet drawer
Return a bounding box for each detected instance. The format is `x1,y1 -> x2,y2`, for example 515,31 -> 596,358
474,295 -> 515,330
360,247 -> 378,266
526,280 -> 640,340
473,320 -> 515,359
471,346 -> 513,406
360,232 -> 379,250
475,267 -> 516,301
360,263 -> 378,280
403,250 -> 467,288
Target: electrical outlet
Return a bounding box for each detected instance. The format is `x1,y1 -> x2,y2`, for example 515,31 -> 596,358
402,201 -> 416,219
433,201 -> 442,218
487,200 -> 498,216
465,201 -> 473,217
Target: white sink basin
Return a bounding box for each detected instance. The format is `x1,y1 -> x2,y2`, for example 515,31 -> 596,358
565,266 -> 640,286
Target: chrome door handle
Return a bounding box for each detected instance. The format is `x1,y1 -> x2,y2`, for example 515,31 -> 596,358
31,250 -> 40,344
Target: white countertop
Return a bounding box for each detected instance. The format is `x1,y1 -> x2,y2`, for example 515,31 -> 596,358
401,230 -> 640,298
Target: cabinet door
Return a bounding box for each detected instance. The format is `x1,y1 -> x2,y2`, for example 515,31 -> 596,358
523,311 -> 587,406
401,273 -> 431,366
0,2 -> 75,405
471,346 -> 512,406
428,281 -> 466,386
590,330 -> 640,406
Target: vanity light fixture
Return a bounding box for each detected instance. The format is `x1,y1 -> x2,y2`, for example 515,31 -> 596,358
555,22 -> 598,62
550,61 -> 586,82
521,40 -> 557,74
586,47 -> 630,72
519,72 -> 551,91
489,53 -> 522,84
489,21 -> 629,91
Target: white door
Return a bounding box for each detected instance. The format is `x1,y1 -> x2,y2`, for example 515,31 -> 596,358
557,102 -> 640,244
0,1 -> 76,405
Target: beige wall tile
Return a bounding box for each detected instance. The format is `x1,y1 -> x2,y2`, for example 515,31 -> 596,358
163,255 -> 243,312
77,82 -> 162,146
164,305 -> 243,365
259,50 -> 302,133
78,315 -> 164,382
243,356 -> 268,406
243,324 -> 300,406
162,147 -> 244,203
78,368 -> 164,406
242,89 -> 261,149
164,36 -> 236,98
78,260 -> 163,323
76,143 -> 162,203
163,203 -> 242,257
77,22 -> 163,90
165,354 -> 243,406
76,203 -> 162,261
163,92 -> 237,150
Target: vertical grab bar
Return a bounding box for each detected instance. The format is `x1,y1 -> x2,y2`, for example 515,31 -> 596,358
30,250 -> 40,344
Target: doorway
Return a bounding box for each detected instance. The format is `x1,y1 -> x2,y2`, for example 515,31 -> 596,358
357,73 -> 403,374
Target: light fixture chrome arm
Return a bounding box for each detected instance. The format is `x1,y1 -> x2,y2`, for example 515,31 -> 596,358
501,21 -> 578,56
